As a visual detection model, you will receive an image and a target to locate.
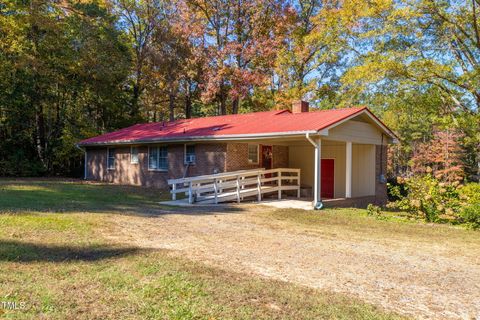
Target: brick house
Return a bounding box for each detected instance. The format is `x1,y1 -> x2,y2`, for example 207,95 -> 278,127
77,101 -> 397,207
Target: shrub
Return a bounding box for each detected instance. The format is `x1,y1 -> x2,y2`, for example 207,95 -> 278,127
366,204 -> 382,217
458,183 -> 480,229
458,183 -> 480,204
388,175 -> 461,222
460,204 -> 480,229
386,177 -> 407,202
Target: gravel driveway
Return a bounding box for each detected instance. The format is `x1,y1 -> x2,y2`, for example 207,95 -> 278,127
104,207 -> 480,320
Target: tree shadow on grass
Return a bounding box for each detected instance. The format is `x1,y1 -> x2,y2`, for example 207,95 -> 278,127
0,179 -> 248,216
0,240 -> 145,263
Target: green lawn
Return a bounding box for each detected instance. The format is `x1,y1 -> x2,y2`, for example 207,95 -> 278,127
0,179 -> 408,319
262,207 -> 480,244
0,178 -> 169,213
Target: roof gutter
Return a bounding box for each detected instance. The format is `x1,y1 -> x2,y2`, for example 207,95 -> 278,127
305,132 -> 317,147
77,130 -> 320,147
305,132 -> 323,210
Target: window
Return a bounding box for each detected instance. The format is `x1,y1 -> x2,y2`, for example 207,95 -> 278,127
107,148 -> 115,170
184,145 -> 196,164
131,146 -> 139,164
148,146 -> 168,171
248,144 -> 259,164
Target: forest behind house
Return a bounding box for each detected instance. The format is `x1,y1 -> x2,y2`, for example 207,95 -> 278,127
0,0 -> 478,187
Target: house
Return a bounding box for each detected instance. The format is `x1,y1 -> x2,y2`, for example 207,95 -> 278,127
77,101 -> 397,208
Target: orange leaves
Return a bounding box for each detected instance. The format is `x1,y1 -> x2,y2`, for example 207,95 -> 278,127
411,128 -> 466,183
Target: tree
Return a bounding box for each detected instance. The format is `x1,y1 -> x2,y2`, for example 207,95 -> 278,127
111,0 -> 166,119
340,0 -> 480,180
274,0 -> 374,108
0,0 -> 131,175
180,0 -> 286,115
411,128 -> 465,182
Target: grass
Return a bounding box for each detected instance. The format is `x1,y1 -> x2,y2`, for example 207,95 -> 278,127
0,179 -> 412,319
0,178 -> 170,213
258,207 -> 480,257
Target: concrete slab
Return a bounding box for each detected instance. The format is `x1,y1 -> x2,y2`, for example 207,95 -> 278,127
159,199 -> 231,207
258,199 -> 314,210
160,198 -> 314,211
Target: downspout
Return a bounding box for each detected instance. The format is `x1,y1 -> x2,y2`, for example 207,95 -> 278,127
75,144 -> 87,180
379,134 -> 386,184
305,133 -> 323,210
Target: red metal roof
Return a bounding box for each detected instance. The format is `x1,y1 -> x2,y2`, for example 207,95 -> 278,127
78,107 -> 391,146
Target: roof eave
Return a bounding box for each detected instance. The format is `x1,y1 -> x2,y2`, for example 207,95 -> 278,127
76,130 -> 321,147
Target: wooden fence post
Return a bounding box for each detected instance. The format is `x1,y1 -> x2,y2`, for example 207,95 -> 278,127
188,181 -> 193,204
213,179 -> 218,204
297,170 -> 301,198
236,176 -> 240,203
278,171 -> 282,200
257,173 -> 262,202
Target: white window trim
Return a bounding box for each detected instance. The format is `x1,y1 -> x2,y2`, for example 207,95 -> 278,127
130,146 -> 139,164
248,144 -> 259,164
147,146 -> 168,172
107,147 -> 115,170
184,144 -> 196,165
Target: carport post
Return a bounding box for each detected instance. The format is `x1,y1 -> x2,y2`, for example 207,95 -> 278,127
314,138 -> 322,206
306,133 -> 322,209
346,141 -> 352,198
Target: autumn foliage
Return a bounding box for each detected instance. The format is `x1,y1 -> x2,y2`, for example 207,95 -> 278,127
0,0 -> 479,180
410,129 -> 465,183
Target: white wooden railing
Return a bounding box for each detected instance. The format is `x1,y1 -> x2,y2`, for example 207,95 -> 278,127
167,168 -> 301,204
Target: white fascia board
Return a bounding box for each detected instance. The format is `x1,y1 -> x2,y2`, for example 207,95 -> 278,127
77,130 -> 320,147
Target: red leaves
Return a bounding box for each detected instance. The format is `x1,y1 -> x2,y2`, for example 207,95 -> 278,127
411,128 -> 465,183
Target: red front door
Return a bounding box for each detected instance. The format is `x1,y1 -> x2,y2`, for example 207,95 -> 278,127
261,145 -> 273,169
261,145 -> 273,179
321,159 -> 334,199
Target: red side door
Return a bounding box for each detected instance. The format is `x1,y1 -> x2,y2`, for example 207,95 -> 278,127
321,159 -> 334,199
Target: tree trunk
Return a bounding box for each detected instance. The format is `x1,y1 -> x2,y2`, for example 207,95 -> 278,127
220,98 -> 226,115
219,81 -> 227,115
185,95 -> 192,119
169,93 -> 175,122
131,82 -> 140,118
232,97 -> 239,114
184,81 -> 193,119
35,102 -> 47,168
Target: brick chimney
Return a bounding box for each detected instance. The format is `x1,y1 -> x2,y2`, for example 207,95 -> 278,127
292,100 -> 309,113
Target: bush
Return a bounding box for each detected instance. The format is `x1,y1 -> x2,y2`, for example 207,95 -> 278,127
458,183 -> 480,229
367,204 -> 382,217
458,183 -> 480,204
460,204 -> 480,229
387,175 -> 461,222
386,177 -> 407,202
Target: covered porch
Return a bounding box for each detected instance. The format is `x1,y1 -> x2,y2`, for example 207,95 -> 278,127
165,140 -> 387,210
288,137 -> 382,208
164,108 -> 392,209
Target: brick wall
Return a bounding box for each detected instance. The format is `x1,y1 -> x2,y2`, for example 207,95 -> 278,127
375,144 -> 388,206
86,143 -> 226,188
183,144 -> 227,177
86,142 -> 288,188
87,146 -> 170,188
226,143 -> 289,171
323,196 -> 377,208
225,143 -> 260,171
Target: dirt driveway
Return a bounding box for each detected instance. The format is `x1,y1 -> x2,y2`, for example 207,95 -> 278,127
103,207 -> 480,320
